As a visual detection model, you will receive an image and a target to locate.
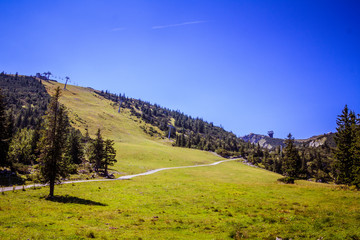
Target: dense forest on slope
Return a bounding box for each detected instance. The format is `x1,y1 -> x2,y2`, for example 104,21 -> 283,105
0,72 -> 51,130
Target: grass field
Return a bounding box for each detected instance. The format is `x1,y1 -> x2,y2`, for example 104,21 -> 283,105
1,161 -> 359,239
0,82 -> 359,239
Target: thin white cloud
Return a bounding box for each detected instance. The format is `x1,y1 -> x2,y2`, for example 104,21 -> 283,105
152,21 -> 206,29
111,27 -> 126,32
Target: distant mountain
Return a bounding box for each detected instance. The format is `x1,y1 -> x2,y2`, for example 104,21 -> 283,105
240,132 -> 336,150
241,133 -> 285,150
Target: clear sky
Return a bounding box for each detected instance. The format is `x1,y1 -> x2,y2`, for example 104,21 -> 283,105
1,0 -> 359,139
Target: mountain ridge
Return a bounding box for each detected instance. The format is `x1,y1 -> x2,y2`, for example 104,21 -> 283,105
240,132 -> 336,150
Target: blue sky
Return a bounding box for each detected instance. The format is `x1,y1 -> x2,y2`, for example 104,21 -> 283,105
1,0 -> 359,139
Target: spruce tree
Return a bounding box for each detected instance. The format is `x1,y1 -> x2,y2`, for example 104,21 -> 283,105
89,128 -> 104,173
334,105 -> 357,185
103,139 -> 117,176
282,133 -> 301,178
65,129 -> 84,165
38,87 -> 70,198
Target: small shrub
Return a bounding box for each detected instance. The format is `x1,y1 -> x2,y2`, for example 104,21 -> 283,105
87,231 -> 95,238
277,177 -> 295,184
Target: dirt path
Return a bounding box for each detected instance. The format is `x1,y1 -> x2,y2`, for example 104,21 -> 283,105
1,159 -> 240,192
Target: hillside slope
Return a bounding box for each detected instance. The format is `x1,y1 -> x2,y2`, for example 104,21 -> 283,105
42,81 -> 223,175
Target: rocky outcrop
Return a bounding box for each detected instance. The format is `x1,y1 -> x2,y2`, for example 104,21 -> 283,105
240,132 -> 335,150
240,133 -> 284,150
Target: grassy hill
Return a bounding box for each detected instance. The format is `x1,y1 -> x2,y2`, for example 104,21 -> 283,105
43,81 -> 222,175
0,81 -> 359,239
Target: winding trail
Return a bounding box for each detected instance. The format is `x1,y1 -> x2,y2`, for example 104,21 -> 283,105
1,159 -> 240,192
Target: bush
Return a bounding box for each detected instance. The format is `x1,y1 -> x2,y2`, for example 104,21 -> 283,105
277,176 -> 295,184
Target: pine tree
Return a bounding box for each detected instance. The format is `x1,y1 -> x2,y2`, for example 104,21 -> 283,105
89,128 -> 104,173
103,139 -> 117,176
38,87 -> 70,198
282,133 -> 301,178
65,129 -> 84,165
334,105 -> 357,185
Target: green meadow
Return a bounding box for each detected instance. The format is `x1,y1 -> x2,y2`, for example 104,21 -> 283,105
1,161 -> 359,239
0,82 -> 359,239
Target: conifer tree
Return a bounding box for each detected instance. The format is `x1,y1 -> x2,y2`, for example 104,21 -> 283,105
282,133 -> 301,178
38,87 -> 70,198
65,129 -> 84,165
103,139 -> 117,176
334,105 -> 357,185
89,128 -> 104,173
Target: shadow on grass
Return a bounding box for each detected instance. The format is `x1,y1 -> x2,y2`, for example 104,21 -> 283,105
42,195 -> 107,206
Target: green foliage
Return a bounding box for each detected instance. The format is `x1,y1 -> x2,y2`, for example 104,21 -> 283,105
7,128 -> 35,168
38,87 -> 71,197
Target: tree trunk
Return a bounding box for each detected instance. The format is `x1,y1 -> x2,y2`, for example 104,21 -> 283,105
104,164 -> 108,176
48,178 -> 55,198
